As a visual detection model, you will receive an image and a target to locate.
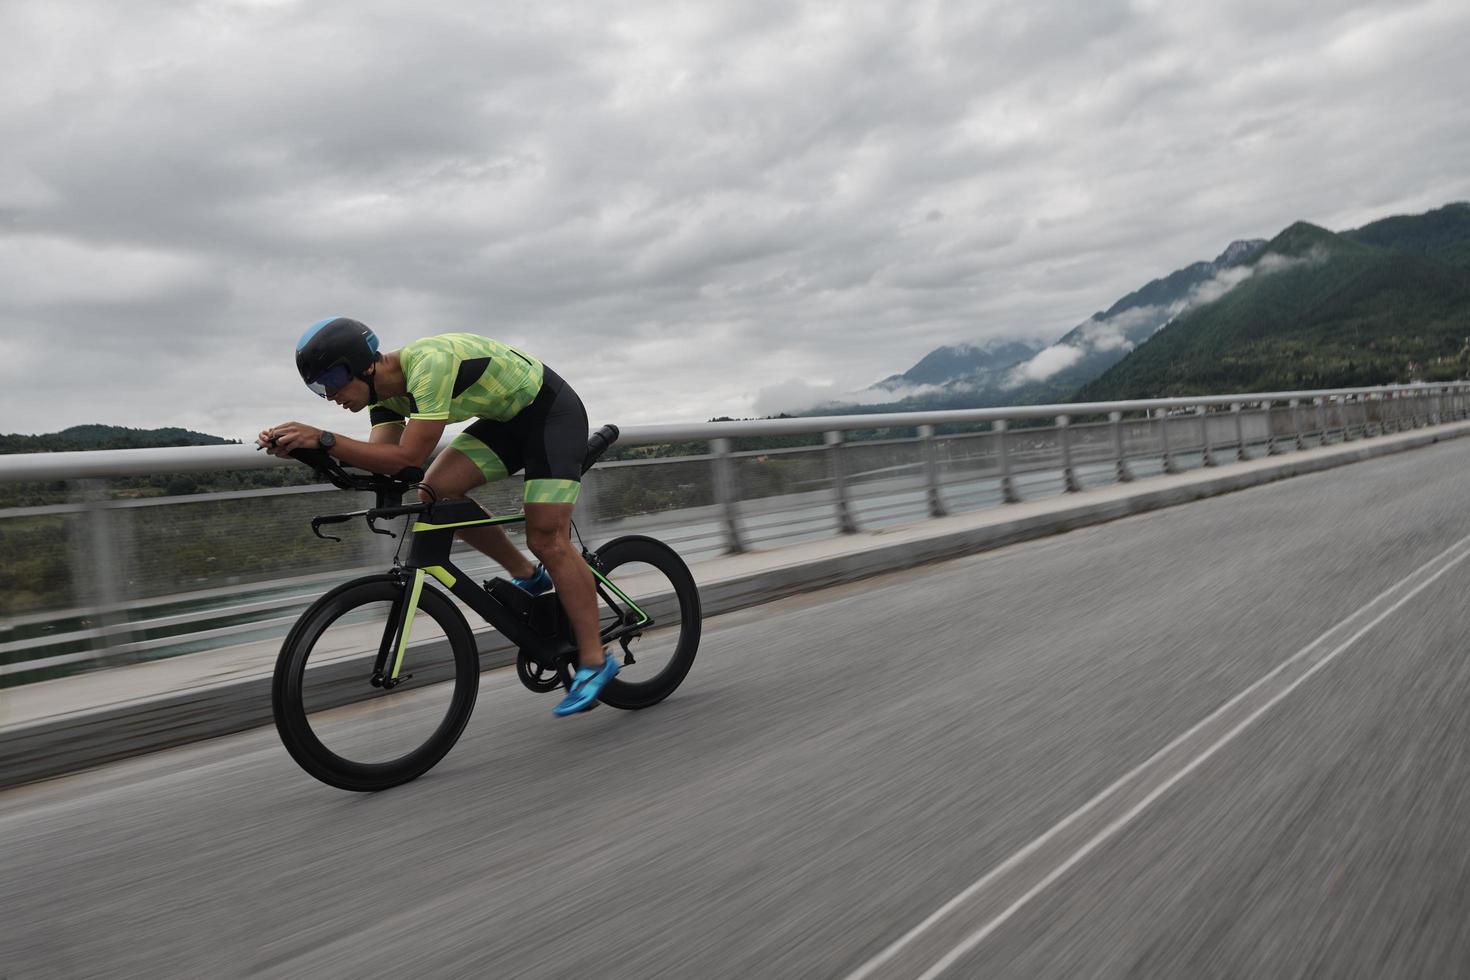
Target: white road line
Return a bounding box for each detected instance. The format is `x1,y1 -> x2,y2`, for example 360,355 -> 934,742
846,529 -> 1470,980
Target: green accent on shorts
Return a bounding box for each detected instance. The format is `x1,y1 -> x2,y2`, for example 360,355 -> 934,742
449,431 -> 510,483
525,479 -> 580,505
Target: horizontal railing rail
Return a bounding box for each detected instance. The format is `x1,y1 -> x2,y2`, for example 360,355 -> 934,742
1,383 -> 1463,482
2,381 -> 1467,685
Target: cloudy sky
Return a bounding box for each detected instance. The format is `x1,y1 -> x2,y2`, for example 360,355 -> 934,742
3,0 -> 1468,439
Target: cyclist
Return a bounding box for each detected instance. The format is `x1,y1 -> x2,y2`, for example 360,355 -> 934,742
257,316 -> 617,716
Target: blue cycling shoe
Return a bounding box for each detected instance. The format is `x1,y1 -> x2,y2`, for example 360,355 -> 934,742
553,650 -> 620,717
512,564 -> 553,596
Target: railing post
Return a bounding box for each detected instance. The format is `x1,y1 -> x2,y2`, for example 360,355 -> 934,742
1289,399 -> 1303,451
918,424 -> 947,518
1340,397 -> 1356,441
1058,415 -> 1081,492
69,479 -> 135,663
1110,411 -> 1133,482
1231,403 -> 1246,461
825,430 -> 859,534
1198,406 -> 1215,467
710,437 -> 747,554
995,419 -> 1021,503
1158,409 -> 1179,474
1315,397 -> 1327,444
1264,401 -> 1280,455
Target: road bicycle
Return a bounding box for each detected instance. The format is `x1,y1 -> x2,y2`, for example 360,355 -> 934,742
271,424 -> 701,791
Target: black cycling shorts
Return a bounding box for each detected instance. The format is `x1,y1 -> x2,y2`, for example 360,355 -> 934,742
448,366 -> 589,504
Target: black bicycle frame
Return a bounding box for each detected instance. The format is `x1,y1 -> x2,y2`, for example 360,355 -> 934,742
372,498 -> 652,681
396,499 -> 562,658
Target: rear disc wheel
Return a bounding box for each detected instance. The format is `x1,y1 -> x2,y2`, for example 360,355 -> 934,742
579,535 -> 702,710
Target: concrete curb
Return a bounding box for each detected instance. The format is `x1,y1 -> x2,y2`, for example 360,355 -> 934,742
2,423 -> 1463,788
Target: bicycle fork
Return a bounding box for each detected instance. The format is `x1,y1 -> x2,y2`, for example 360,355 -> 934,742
371,568 -> 424,689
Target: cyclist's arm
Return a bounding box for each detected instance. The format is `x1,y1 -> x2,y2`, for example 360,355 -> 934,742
261,418 -> 445,474
327,418 -> 446,474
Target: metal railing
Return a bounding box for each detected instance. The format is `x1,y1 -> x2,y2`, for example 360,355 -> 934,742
2,382 -> 1467,685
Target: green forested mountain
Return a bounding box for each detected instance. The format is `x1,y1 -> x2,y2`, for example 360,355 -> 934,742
1075,203 -> 1470,400
0,425 -> 236,454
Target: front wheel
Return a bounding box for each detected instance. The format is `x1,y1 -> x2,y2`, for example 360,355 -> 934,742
272,575 -> 479,791
582,535 -> 702,710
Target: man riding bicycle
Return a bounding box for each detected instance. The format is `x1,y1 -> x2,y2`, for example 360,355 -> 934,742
257,316 -> 617,716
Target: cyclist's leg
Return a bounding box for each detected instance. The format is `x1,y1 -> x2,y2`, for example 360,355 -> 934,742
427,425 -> 536,579
526,499 -> 601,666
519,368 -> 603,671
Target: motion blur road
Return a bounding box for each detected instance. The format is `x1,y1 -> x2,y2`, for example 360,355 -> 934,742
4,437 -> 1469,978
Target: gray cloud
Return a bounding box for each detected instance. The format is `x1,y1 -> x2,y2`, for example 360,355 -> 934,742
2,0 -> 1469,437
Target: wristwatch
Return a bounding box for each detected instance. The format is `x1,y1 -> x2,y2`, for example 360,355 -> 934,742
318,431 -> 337,451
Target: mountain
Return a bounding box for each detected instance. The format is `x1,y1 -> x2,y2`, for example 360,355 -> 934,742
1074,203 -> 1470,400
872,339 -> 1044,391
0,425 -> 237,454
1345,201 -> 1470,258
826,237 -> 1268,415
996,237 -> 1268,402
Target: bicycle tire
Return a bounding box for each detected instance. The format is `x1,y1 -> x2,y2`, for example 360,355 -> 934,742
586,535 -> 701,710
272,575 -> 479,791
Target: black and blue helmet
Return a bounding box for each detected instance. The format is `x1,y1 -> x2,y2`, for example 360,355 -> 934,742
295,317 -> 380,397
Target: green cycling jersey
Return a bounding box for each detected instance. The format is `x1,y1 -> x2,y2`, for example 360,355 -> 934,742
368,333 -> 545,427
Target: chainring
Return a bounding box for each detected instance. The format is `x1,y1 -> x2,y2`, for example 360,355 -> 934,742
515,651 -> 564,693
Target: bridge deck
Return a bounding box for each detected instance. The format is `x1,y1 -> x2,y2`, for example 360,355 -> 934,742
2,426 -> 1469,977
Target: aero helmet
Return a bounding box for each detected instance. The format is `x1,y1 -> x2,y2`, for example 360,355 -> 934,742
295,317 -> 381,397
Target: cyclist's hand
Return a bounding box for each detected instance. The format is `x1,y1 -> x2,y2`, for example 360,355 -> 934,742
258,422 -> 322,456
254,428 -> 281,453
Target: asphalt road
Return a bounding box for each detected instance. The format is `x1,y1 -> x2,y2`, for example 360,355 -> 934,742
3,436 -> 1469,978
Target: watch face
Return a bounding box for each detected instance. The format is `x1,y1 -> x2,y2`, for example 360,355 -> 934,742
319,431 -> 336,449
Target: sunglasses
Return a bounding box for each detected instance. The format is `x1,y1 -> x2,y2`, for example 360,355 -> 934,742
307,363 -> 353,398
